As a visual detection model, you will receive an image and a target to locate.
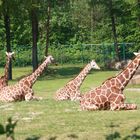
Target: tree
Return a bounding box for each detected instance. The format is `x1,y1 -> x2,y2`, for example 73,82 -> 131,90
30,3 -> 39,71
45,0 -> 51,56
2,0 -> 12,79
108,0 -> 119,61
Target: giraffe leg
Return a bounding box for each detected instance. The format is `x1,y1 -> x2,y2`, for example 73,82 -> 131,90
55,89 -> 70,101
25,93 -> 42,101
110,94 -> 137,110
110,94 -> 125,111
70,91 -> 81,101
25,88 -> 42,101
118,103 -> 137,110
81,103 -> 99,111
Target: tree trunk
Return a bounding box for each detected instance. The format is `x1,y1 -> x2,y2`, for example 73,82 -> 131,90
108,0 -> 119,61
45,0 -> 51,56
138,0 -> 140,26
31,8 -> 38,71
4,7 -> 12,80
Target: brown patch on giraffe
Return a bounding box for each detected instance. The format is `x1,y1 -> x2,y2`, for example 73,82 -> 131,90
115,95 -> 124,104
96,89 -> 101,94
76,78 -> 80,83
115,79 -> 121,87
90,93 -> 96,98
70,83 -> 76,90
100,104 -> 104,108
85,93 -> 90,98
129,63 -> 134,69
24,80 -> 30,86
104,101 -> 110,109
117,74 -> 125,84
67,86 -> 72,92
73,80 -> 77,85
110,79 -> 115,86
111,87 -> 119,93
123,69 -> 129,79
108,93 -> 118,101
95,95 -> 101,103
105,81 -> 111,87
106,89 -> 111,97
100,95 -> 107,103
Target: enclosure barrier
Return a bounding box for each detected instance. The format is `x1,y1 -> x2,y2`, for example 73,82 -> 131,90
0,43 -> 134,68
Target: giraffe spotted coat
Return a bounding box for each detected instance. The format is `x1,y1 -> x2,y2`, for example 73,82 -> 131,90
55,60 -> 100,101
80,53 -> 140,111
0,55 -> 54,102
0,52 -> 14,90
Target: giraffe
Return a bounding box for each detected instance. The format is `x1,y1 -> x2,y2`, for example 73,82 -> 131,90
55,60 -> 100,101
80,52 -> 140,111
0,52 -> 14,89
0,55 -> 54,102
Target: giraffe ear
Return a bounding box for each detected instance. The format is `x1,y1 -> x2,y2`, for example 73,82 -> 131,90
133,52 -> 139,56
5,52 -> 8,56
44,56 -> 47,59
11,52 -> 15,55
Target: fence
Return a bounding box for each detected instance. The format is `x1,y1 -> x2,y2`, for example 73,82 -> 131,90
0,43 -> 134,68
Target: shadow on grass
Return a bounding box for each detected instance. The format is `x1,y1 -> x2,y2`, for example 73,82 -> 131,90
25,135 -> 40,140
14,66 -> 100,82
67,134 -> 78,138
48,136 -> 57,140
105,122 -> 140,140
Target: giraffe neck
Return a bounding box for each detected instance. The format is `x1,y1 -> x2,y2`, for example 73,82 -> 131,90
22,59 -> 50,87
4,56 -> 10,80
116,55 -> 140,90
71,63 -> 92,88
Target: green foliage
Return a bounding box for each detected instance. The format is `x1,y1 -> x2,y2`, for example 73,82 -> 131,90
0,0 -> 139,67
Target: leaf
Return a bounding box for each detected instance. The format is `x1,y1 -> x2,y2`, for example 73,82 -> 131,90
0,124 -> 5,135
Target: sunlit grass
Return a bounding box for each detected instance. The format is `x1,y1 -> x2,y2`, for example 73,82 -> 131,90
0,65 -> 140,140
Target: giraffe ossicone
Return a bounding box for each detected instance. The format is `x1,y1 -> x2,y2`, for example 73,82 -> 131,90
80,52 -> 140,111
55,60 -> 100,101
0,55 -> 54,102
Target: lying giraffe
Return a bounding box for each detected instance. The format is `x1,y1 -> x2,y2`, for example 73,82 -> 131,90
0,52 -> 14,89
0,55 -> 54,102
80,52 -> 140,111
55,60 -> 100,101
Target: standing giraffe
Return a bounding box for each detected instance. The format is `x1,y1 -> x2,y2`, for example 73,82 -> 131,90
0,55 -> 54,102
55,60 -> 100,101
80,52 -> 140,111
0,52 -> 14,89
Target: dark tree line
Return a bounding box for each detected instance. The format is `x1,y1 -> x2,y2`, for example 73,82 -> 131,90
0,0 -> 139,78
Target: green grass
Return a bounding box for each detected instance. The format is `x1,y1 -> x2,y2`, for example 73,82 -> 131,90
0,65 -> 140,140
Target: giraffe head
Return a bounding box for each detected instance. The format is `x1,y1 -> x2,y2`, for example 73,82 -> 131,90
134,51 -> 140,63
5,52 -> 15,60
44,55 -> 54,64
90,60 -> 100,70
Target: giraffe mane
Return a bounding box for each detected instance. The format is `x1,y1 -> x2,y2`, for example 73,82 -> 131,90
115,55 -> 137,76
102,55 -> 137,85
68,65 -> 87,82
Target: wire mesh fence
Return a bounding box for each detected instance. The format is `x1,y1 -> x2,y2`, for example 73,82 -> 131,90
0,43 -> 134,68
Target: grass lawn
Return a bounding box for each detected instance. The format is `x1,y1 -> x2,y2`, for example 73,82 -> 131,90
0,64 -> 140,140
